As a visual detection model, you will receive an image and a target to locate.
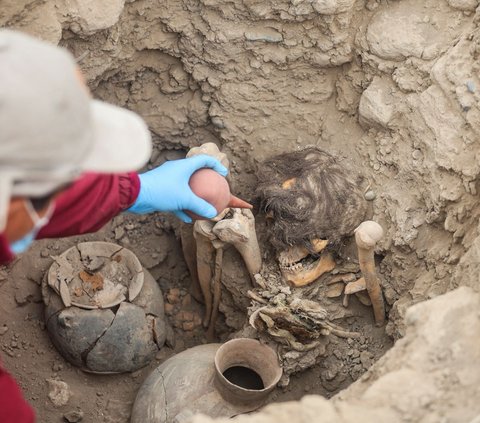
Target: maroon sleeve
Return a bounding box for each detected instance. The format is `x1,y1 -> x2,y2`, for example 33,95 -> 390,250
0,367 -> 35,423
38,172 -> 140,239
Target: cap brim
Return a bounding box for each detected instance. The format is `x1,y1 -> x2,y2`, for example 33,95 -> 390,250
80,100 -> 152,173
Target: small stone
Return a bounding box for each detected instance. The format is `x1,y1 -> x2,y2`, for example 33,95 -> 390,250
64,409 -> 84,422
47,379 -> 71,407
245,28 -> 283,43
164,303 -> 174,315
360,351 -> 373,369
412,149 -> 423,160
0,325 -> 8,336
321,368 -> 338,381
182,321 -> 195,331
52,362 -> 64,372
114,227 -> 125,240
41,249 -> 50,258
364,190 -> 376,201
182,311 -> 194,322
166,288 -> 181,304
466,80 -> 476,93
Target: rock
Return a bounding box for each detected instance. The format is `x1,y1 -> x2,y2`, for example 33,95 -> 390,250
364,190 -> 376,201
64,409 -> 84,422
63,0 -> 126,35
166,288 -> 181,304
52,362 -> 64,372
359,77 -> 395,129
114,227 -> 125,240
0,325 -> 8,336
245,28 -> 283,43
366,2 -> 448,60
47,379 -> 71,407
360,351 -> 373,369
447,0 -> 478,11
311,0 -> 355,14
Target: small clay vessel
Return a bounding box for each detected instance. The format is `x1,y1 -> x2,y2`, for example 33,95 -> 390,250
187,168 -> 252,220
130,338 -> 282,423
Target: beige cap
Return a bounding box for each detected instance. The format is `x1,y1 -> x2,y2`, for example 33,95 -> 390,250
0,30 -> 152,230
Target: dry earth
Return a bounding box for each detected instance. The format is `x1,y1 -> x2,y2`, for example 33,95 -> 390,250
1,0 -> 480,422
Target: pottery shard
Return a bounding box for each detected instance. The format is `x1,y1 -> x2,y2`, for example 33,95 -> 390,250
48,308 -> 115,368
86,303 -> 157,373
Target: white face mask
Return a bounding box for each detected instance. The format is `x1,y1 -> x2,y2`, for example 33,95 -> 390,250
9,199 -> 54,255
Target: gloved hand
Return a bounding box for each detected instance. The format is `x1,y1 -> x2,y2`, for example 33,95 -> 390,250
127,154 -> 228,223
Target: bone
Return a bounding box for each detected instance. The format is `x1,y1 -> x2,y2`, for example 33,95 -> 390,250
186,142 -> 229,169
193,220 -> 216,327
206,239 -> 225,341
212,208 -> 262,281
354,221 -> 385,326
180,224 -> 203,303
284,251 -> 336,287
344,277 -> 366,295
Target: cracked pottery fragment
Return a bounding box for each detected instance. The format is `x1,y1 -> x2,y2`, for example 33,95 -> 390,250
42,242 -> 168,374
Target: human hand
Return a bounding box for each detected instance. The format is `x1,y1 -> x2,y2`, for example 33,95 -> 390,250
127,155 -> 228,223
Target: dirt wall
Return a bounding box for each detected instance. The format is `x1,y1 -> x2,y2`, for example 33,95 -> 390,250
2,0 -> 480,420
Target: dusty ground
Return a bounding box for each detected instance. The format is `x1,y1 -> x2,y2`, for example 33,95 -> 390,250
1,0 -> 480,422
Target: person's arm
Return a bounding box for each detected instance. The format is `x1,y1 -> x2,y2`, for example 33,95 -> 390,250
38,155 -> 228,238
38,172 -> 139,239
0,367 -> 35,423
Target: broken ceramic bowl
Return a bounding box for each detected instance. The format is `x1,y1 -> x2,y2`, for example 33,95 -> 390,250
42,242 -> 167,374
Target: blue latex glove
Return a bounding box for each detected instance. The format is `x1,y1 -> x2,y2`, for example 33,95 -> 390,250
127,155 -> 228,223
